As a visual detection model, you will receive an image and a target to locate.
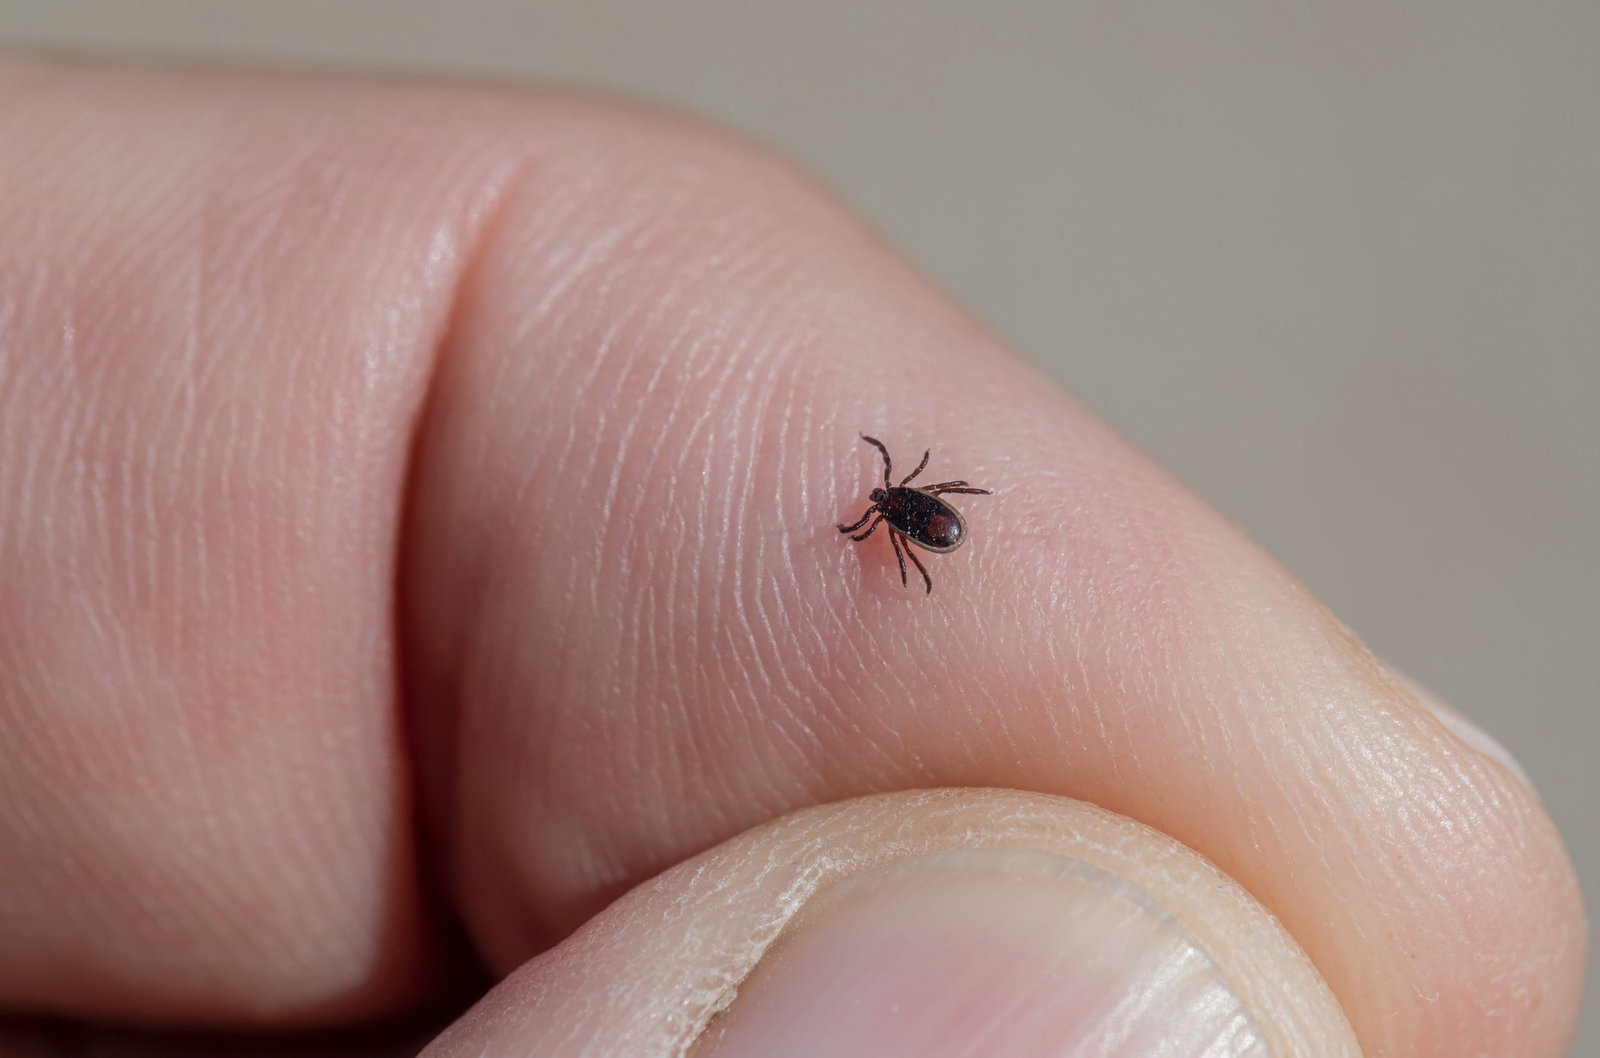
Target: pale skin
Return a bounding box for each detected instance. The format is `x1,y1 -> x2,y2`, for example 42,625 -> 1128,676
0,59 -> 1585,1056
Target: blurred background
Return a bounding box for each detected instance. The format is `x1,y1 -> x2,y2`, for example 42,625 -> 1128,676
4,1 -> 1595,1049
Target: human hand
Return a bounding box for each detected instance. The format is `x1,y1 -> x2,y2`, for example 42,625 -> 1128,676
0,59 -> 1584,1057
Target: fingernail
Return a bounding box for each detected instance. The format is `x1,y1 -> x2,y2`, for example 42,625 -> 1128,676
697,848 -> 1268,1058
1405,679 -> 1538,795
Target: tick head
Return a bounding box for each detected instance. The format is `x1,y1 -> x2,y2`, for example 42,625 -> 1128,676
869,487 -> 887,504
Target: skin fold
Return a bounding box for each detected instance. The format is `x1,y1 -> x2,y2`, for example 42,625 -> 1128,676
0,59 -> 1586,1057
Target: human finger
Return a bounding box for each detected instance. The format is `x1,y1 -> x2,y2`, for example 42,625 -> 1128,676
397,91 -> 1585,1058
0,60 -> 1582,1056
420,790 -> 1359,1058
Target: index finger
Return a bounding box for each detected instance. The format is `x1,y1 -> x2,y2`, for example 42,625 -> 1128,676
398,92 -> 1585,1058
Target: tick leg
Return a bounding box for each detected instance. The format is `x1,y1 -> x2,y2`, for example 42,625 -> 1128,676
836,506 -> 876,533
889,530 -> 909,587
930,486 -> 992,496
923,480 -> 968,490
860,434 -> 893,488
899,448 -> 931,486
903,544 -> 934,594
851,516 -> 883,542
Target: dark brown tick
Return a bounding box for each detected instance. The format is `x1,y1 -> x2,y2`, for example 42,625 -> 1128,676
835,434 -> 993,594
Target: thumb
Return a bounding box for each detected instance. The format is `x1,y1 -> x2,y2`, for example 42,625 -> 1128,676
420,789 -> 1357,1058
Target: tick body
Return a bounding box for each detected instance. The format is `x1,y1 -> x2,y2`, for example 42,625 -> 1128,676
836,434 -> 992,594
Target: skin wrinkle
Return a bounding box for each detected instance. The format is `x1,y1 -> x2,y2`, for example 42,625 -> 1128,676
708,361 -> 763,666
1200,636 -> 1274,878
580,340 -> 647,625
738,375 -> 823,774
742,363 -> 797,711
786,442 -> 863,717
410,148 -> 555,893
672,294 -> 829,797
1317,720 -> 1434,1044
149,185 -> 196,629
696,357 -> 755,726
627,265 -> 790,825
613,376 -> 667,708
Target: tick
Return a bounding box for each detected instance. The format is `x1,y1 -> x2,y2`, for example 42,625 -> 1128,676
835,434 -> 993,594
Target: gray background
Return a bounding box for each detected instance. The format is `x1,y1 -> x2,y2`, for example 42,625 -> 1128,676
3,1 -> 1595,1050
